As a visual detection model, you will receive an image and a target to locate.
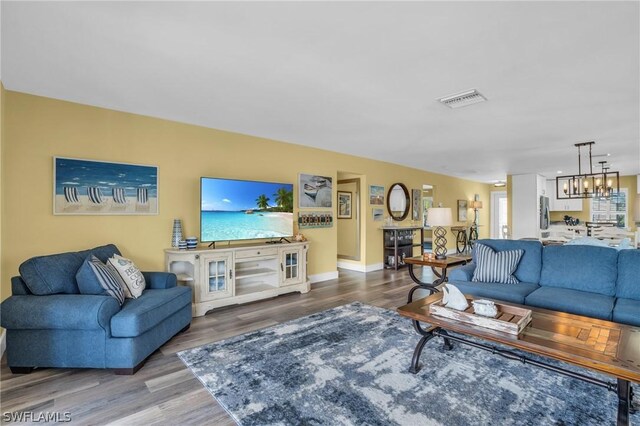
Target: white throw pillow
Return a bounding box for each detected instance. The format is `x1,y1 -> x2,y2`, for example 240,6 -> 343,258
108,254 -> 146,298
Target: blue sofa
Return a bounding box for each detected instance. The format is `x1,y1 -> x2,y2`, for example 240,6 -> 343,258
449,239 -> 640,327
0,244 -> 192,374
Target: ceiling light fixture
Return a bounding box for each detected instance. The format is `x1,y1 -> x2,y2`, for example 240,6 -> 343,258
438,89 -> 487,109
493,181 -> 506,187
555,142 -> 620,200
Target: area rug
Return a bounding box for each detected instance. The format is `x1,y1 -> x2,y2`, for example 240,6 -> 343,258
178,302 -> 638,425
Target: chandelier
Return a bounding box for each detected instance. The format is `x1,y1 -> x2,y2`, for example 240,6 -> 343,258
556,142 -> 620,200
555,142 -> 620,199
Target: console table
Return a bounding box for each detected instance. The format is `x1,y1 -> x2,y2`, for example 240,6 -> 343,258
165,241 -> 310,317
450,226 -> 469,254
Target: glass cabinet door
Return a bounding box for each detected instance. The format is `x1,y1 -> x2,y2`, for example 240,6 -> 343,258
281,248 -> 303,286
200,253 -> 233,301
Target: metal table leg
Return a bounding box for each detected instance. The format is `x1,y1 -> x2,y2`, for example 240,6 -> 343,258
409,320 -> 438,374
618,379 -> 630,426
430,266 -> 449,286
407,264 -> 440,303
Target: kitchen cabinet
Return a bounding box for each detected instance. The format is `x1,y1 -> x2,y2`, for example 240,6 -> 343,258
546,180 -> 583,211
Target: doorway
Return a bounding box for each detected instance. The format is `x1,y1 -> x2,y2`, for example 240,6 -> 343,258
491,191 -> 508,239
337,175 -> 361,261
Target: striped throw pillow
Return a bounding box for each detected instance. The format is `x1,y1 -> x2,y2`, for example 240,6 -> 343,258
471,243 -> 524,284
78,255 -> 126,305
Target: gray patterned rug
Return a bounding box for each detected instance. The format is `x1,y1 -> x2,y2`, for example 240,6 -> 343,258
178,302 -> 638,425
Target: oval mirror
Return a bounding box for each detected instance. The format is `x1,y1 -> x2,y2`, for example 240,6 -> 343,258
387,183 -> 410,221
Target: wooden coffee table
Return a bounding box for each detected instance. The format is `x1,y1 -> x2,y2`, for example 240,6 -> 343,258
398,293 -> 640,426
403,255 -> 472,302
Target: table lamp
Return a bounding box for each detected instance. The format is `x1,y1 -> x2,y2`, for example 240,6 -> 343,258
427,207 -> 452,259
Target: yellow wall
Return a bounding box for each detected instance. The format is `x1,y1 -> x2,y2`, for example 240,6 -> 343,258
1,91 -> 491,297
549,175 -> 637,230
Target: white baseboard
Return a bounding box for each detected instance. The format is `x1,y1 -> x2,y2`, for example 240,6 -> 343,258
365,263 -> 384,272
337,261 -> 366,272
336,262 -> 385,273
0,329 -> 6,359
309,271 -> 339,283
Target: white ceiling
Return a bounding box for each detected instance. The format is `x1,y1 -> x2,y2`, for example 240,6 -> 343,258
2,1 -> 639,182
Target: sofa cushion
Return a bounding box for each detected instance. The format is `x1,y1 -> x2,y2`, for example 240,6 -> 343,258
524,287 -> 614,320
0,294 -> 121,331
472,243 -> 524,284
616,250 -> 640,301
110,286 -> 192,338
107,254 -> 146,298
76,255 -> 126,305
473,239 -> 543,284
449,264 -> 475,282
539,245 -> 618,296
448,281 -> 539,304
612,298 -> 640,327
19,244 -> 121,295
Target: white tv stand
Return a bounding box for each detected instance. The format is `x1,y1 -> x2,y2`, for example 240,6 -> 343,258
165,241 -> 310,317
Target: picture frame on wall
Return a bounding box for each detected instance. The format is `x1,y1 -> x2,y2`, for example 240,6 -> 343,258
457,199 -> 468,222
369,185 -> 384,205
372,208 -> 384,221
337,191 -> 352,219
53,157 -> 158,215
412,189 -> 422,221
299,173 -> 333,208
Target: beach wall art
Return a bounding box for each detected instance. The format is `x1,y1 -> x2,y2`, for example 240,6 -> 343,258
299,174 -> 333,208
369,185 -> 384,205
412,189 -> 422,221
54,157 -> 158,215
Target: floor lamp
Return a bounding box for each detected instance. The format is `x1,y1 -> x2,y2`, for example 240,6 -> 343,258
427,207 -> 452,259
470,200 -> 483,242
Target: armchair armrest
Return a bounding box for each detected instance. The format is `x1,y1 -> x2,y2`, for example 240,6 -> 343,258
449,263 -> 476,282
0,294 -> 120,331
142,272 -> 177,289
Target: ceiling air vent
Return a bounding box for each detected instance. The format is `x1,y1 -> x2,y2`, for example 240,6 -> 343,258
438,89 -> 487,109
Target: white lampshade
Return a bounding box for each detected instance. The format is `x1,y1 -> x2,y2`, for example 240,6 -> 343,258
427,207 -> 452,227
634,197 -> 640,223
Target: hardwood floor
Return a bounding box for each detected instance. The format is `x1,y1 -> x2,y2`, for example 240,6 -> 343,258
0,267 -> 436,425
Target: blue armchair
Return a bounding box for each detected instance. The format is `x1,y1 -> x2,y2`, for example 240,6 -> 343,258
0,244 -> 192,374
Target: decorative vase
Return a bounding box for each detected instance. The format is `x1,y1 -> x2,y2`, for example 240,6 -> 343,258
172,219 -> 183,248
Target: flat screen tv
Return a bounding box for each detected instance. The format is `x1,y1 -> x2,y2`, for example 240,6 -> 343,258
200,177 -> 294,242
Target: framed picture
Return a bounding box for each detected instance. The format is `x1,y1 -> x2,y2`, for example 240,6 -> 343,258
337,191 -> 352,219
372,208 -> 384,221
412,189 -> 422,221
369,185 -> 384,205
457,199 -> 468,222
54,157 -> 158,215
299,173 -> 333,208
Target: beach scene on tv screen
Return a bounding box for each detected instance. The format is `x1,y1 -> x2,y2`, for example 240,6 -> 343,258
201,178 -> 294,241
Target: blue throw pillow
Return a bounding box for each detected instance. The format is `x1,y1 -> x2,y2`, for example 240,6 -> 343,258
76,255 -> 125,305
472,243 -> 524,284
